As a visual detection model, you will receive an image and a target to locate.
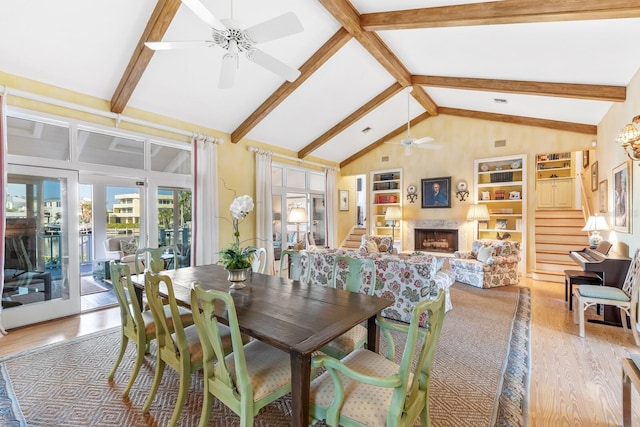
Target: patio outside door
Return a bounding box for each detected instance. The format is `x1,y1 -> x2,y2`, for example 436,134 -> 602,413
2,165 -> 80,329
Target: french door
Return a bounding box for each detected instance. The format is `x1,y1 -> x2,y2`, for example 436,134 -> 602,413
3,165 -> 80,329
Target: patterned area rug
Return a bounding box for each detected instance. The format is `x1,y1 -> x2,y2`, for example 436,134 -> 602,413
0,283 -> 530,426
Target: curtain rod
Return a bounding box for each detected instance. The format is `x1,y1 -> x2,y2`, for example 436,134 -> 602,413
247,145 -> 338,170
0,85 -> 222,143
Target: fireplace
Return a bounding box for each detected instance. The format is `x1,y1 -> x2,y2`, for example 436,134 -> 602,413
414,228 -> 459,253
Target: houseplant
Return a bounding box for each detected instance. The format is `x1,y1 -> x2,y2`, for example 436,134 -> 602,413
219,194 -> 256,286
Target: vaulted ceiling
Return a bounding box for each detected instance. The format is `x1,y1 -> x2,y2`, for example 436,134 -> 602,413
2,0 -> 640,167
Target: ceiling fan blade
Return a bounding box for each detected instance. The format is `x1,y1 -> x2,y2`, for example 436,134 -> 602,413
414,143 -> 443,150
246,49 -> 300,82
245,12 -> 304,44
181,0 -> 226,30
219,41 -> 238,89
413,136 -> 435,145
145,40 -> 212,50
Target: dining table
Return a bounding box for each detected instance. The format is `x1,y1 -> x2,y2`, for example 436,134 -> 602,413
132,263 -> 393,426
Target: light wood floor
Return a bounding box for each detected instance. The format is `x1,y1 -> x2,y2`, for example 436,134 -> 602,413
1,277 -> 639,425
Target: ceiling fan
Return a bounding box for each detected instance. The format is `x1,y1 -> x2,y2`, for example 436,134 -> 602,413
145,0 -> 303,89
385,89 -> 440,155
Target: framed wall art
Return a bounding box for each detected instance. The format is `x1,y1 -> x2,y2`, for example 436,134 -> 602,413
583,150 -> 589,169
591,161 -> 598,192
339,190 -> 349,211
421,176 -> 451,208
599,179 -> 608,213
613,161 -> 632,233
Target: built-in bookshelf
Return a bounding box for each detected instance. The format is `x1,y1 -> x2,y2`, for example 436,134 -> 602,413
370,168 -> 402,251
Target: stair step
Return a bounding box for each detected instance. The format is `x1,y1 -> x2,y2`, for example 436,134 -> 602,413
536,252 -> 573,263
535,243 -> 587,252
536,235 -> 588,245
532,269 -> 565,283
535,209 -> 584,219
535,261 -> 575,272
536,218 -> 586,227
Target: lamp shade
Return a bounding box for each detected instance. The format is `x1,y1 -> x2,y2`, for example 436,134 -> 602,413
288,207 -> 308,223
581,215 -> 609,232
385,206 -> 402,221
466,204 -> 490,221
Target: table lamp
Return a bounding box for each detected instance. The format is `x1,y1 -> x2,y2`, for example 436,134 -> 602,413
466,204 -> 490,239
384,206 -> 402,253
288,207 -> 308,250
582,215 -> 609,248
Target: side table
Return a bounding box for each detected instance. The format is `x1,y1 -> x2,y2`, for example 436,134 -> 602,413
622,357 -> 640,426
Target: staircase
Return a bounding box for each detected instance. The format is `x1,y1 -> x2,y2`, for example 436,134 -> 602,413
340,227 -> 366,250
532,209 -> 588,283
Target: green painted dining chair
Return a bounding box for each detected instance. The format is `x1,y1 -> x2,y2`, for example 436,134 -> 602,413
107,262 -> 193,397
142,271 -> 229,427
319,256 -> 377,359
135,245 -> 178,275
190,285 -> 292,427
310,290 -> 446,427
251,247 -> 268,274
278,249 -> 310,282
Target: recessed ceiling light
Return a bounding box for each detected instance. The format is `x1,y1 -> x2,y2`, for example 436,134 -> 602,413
494,98 -> 508,104
361,126 -> 371,133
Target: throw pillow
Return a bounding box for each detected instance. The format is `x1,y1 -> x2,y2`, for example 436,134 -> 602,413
365,239 -> 379,253
376,236 -> 392,253
476,246 -> 493,263
120,239 -> 138,256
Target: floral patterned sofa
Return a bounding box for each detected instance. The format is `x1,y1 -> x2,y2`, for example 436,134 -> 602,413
303,247 -> 455,325
448,240 -> 521,288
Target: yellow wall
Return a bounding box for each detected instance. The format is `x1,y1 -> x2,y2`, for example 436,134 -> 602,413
340,115 -> 596,273
595,67 -> 640,257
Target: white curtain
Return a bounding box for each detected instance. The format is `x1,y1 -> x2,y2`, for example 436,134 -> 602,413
254,149 -> 274,274
0,95 -> 7,336
325,168 -> 337,248
192,135 -> 220,266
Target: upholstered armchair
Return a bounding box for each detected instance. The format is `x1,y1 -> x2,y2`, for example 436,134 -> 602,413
104,236 -> 143,273
449,240 -> 521,288
358,234 -> 393,254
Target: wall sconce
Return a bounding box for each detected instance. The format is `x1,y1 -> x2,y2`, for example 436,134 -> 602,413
456,181 -> 469,201
616,115 -> 640,163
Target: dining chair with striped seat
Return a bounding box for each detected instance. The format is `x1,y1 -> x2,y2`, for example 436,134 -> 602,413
142,272 -> 233,427
107,262 -> 193,398
319,256 -> 377,360
310,291 -> 446,427
191,285 -> 292,427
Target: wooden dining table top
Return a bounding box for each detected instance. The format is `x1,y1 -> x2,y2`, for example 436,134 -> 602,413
132,262 -> 392,356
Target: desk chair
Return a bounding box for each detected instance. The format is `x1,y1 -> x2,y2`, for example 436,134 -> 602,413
310,291 -> 446,427
573,248 -> 640,341
320,256 -> 376,359
107,262 -> 193,397
191,285 -> 291,427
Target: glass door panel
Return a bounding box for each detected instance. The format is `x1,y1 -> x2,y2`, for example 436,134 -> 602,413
3,166 -> 79,328
157,187 -> 192,267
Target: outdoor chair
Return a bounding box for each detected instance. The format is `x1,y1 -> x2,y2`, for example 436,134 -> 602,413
320,256 -> 376,359
191,285 -> 292,427
573,248 -> 640,341
142,272 -> 230,427
107,262 -> 193,397
309,291 -> 446,427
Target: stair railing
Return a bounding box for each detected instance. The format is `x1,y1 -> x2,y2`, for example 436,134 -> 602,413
577,171 -> 591,221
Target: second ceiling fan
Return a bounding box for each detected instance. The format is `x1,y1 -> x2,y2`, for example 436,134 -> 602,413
145,0 -> 303,88
385,89 -> 440,155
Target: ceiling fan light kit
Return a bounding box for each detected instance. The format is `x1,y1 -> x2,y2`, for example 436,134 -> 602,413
145,0 -> 303,89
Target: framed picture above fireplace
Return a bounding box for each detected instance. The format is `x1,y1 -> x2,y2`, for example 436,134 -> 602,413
421,176 -> 451,208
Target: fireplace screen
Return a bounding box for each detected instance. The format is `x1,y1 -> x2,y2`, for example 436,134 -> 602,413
414,229 -> 458,253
